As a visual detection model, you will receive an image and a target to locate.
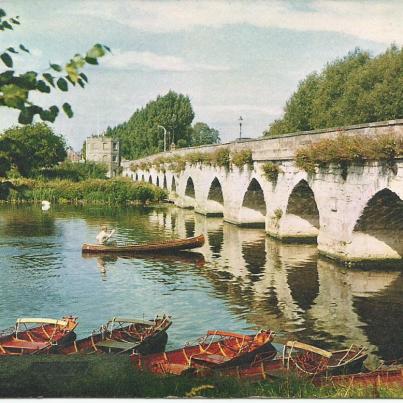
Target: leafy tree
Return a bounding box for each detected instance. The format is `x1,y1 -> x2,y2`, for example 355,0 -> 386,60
190,122 -> 221,146
0,8 -> 110,124
265,46 -> 403,136
1,123 -> 67,176
106,91 -> 195,159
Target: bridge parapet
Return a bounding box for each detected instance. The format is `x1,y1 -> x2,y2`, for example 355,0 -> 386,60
122,120 -> 403,266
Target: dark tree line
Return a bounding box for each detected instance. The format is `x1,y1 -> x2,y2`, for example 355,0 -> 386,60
265,46 -> 403,136
105,91 -> 220,159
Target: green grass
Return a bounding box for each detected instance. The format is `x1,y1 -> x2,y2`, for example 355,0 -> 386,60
0,355 -> 401,398
4,178 -> 167,205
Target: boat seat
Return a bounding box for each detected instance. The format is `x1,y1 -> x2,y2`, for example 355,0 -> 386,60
96,340 -> 139,350
1,339 -> 50,350
191,354 -> 232,367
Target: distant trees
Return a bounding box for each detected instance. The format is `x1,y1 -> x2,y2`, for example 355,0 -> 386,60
0,123 -> 66,177
190,122 -> 220,146
107,91 -> 195,159
265,46 -> 403,136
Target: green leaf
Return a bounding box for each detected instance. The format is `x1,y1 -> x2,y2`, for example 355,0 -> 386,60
7,47 -> 18,54
18,108 -> 34,125
10,18 -> 20,25
42,73 -> 55,87
103,45 -> 111,53
62,102 -> 74,118
2,84 -> 28,108
66,63 -> 79,83
86,44 -> 106,59
0,9 -> 6,18
56,77 -> 68,91
3,21 -> 13,30
0,70 -> 14,86
0,53 -> 13,68
37,80 -> 51,93
40,107 -> 58,123
77,78 -> 85,88
79,72 -> 88,83
85,57 -> 98,65
19,44 -> 30,53
50,63 -> 63,72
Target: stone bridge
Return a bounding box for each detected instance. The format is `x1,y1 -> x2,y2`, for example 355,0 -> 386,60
122,120 -> 403,265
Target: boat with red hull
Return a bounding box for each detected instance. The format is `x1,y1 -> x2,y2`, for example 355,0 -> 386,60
82,234 -> 205,255
56,315 -> 172,355
131,329 -> 276,375
0,317 -> 78,355
188,341 -> 368,381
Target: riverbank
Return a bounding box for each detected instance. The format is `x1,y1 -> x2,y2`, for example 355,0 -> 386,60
0,355 -> 401,398
1,178 -> 167,205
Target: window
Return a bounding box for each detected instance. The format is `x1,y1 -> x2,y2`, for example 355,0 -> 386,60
112,156 -> 117,162
113,142 -> 118,151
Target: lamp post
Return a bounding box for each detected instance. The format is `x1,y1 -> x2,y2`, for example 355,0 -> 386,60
157,125 -> 167,152
238,116 -> 243,139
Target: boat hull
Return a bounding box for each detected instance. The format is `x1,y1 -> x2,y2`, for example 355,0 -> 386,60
82,234 -> 205,255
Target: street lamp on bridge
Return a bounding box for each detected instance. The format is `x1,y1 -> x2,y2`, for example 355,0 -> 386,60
238,116 -> 243,139
157,125 -> 167,152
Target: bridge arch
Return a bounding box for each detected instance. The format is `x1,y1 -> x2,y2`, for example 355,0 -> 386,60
141,174 -> 145,182
278,179 -> 320,242
148,175 -> 152,184
156,176 -> 160,187
237,178 -> 266,227
171,176 -> 177,192
348,188 -> 403,260
202,177 -> 225,216
185,177 -> 195,198
163,174 -> 167,190
135,173 -> 138,181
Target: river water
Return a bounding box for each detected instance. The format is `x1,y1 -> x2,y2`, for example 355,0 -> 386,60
0,204 -> 401,365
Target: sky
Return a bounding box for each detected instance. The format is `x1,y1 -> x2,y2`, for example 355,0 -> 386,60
1,0 -> 402,150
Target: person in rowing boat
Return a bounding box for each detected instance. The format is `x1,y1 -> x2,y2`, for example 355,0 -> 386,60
96,225 -> 115,245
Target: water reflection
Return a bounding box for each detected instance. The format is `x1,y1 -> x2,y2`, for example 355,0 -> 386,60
0,204 -> 401,364
146,208 -> 402,362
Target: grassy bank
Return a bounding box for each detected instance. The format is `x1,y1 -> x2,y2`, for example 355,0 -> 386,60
3,178 -> 167,205
0,355 -> 401,398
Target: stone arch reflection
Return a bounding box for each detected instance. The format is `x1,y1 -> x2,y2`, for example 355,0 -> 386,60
171,176 -> 177,192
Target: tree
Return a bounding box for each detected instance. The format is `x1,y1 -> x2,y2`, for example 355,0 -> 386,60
190,122 -> 221,146
107,91 -> 195,159
0,8 -> 110,124
1,123 -> 66,176
265,46 -> 403,136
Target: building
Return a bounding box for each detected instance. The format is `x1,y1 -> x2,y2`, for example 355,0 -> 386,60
85,136 -> 120,177
66,147 -> 81,162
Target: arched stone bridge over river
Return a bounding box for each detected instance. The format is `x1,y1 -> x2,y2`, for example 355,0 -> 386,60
122,119 -> 403,266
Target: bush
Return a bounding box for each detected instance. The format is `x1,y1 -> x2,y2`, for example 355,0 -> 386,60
210,148 -> 230,169
231,149 -> 253,169
295,133 -> 403,174
38,161 -> 108,181
7,178 -> 166,205
262,162 -> 282,182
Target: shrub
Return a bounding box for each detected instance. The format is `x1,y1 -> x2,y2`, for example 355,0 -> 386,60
38,161 -> 108,181
186,152 -> 209,166
7,178 -> 166,205
210,148 -> 230,169
295,133 -> 403,174
262,162 -> 282,182
231,149 -> 253,169
172,156 -> 187,173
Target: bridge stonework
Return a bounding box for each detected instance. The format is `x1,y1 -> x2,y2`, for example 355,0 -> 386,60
122,120 -> 403,265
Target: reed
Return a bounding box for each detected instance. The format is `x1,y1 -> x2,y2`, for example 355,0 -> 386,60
6,178 -> 166,205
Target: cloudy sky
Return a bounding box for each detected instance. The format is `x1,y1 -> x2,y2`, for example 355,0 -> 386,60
1,0 -> 402,150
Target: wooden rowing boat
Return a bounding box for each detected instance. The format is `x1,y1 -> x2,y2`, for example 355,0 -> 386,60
193,341 -> 368,381
131,329 -> 276,375
313,367 -> 403,387
82,234 -> 205,255
56,315 -> 172,355
0,317 -> 78,355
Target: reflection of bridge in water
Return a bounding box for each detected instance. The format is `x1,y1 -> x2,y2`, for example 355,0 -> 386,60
149,207 -> 403,362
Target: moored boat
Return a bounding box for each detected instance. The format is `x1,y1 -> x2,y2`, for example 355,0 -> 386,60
194,341 -> 368,381
56,315 -> 172,355
82,234 -> 205,255
131,329 -> 276,375
0,317 -> 78,355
